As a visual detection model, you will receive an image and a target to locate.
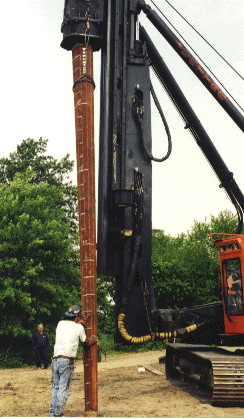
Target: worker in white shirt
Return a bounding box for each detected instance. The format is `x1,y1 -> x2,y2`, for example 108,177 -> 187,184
49,305 -> 97,417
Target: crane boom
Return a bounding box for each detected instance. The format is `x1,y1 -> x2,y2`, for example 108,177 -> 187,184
139,0 -> 244,133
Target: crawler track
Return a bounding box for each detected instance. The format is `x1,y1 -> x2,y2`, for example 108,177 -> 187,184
165,343 -> 244,406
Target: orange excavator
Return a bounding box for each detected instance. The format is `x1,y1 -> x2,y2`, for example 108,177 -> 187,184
165,233 -> 244,405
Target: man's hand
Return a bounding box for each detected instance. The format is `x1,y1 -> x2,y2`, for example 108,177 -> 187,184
84,335 -> 98,348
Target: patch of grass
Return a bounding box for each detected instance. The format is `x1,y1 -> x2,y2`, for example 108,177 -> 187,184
112,377 -> 137,382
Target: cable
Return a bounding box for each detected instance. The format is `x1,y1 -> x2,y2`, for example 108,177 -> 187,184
73,73 -> 96,91
145,0 -> 244,114
153,0 -> 244,82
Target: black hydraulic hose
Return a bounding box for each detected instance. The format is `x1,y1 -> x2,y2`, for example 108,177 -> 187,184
134,81 -> 172,162
150,80 -> 172,161
232,199 -> 243,234
118,313 -> 214,343
175,319 -> 214,336
120,235 -> 141,314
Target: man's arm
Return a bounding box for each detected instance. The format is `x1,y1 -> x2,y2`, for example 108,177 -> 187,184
77,314 -> 98,347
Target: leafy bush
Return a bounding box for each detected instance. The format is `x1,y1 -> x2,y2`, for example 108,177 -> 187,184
152,211 -> 240,310
0,170 -> 81,364
97,276 -> 115,335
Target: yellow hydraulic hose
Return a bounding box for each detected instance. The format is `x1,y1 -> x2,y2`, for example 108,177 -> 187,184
118,312 -> 197,343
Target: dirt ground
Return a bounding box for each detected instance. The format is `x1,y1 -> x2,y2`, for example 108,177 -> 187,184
1,349 -> 244,417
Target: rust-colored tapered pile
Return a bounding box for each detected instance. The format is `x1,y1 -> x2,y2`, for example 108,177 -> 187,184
72,43 -> 98,417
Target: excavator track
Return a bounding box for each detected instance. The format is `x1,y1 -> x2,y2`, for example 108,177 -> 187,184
165,343 -> 244,406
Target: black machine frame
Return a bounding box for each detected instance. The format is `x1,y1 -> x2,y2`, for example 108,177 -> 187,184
61,0 -> 244,343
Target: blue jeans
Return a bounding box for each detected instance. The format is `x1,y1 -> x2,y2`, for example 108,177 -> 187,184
50,358 -> 74,417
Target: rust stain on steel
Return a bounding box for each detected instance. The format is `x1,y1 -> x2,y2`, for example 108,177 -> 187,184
72,43 -> 98,416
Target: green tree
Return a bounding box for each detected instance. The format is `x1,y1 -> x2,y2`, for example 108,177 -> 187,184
0,138 -> 78,231
152,210 -> 240,310
0,170 -> 80,363
97,276 -> 115,336
0,139 -> 118,364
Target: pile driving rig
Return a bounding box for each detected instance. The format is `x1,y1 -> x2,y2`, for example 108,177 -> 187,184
61,0 -> 244,405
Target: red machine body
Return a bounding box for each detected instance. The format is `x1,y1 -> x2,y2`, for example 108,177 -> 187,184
211,234 -> 244,335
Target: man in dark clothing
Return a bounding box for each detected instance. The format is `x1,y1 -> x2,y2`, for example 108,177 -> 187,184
32,324 -> 49,369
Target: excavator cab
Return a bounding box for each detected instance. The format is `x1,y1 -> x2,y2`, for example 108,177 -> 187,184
165,233 -> 244,405
211,234 -> 244,335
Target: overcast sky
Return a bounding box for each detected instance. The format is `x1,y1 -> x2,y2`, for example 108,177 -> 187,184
1,0 -> 244,237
